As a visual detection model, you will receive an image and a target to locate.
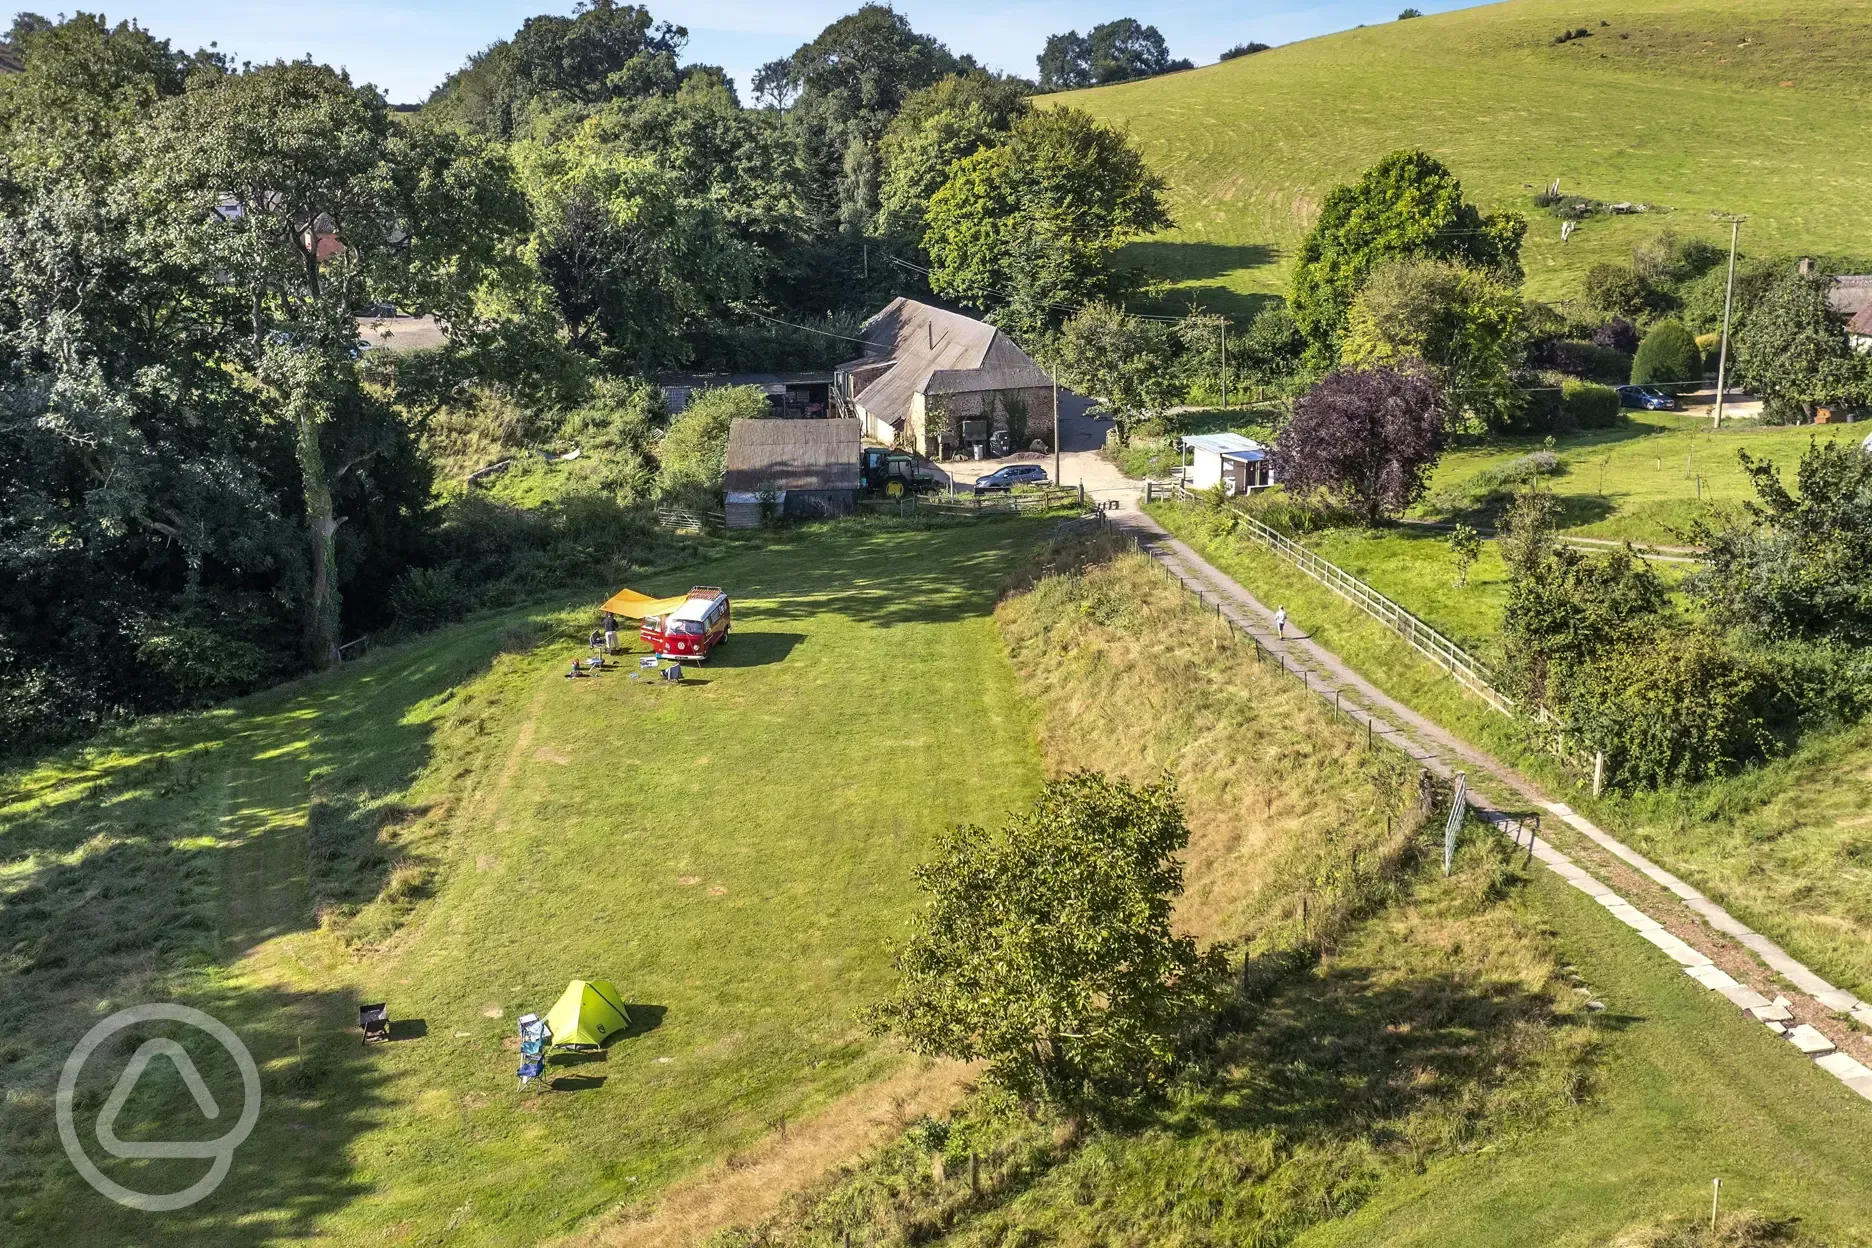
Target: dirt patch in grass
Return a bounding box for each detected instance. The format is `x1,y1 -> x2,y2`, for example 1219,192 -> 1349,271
558,1058 -> 974,1248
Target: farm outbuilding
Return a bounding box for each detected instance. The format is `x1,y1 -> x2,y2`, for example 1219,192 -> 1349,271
658,373 -> 833,419
834,299 -> 1056,458
722,417 -> 862,529
1181,433 -> 1274,495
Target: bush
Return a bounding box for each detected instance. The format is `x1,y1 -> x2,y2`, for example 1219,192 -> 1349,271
1559,631 -> 1791,788
658,385 -> 771,495
388,566 -> 468,632
1531,339 -> 1632,384
1219,42 -> 1269,59
1592,317 -> 1639,353
1582,263 -> 1658,323
1631,319 -> 1703,385
1561,380 -> 1620,429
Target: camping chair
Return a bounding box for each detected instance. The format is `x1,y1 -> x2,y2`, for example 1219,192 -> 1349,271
359,1003 -> 390,1045
516,1013 -> 552,1088
588,630 -> 606,653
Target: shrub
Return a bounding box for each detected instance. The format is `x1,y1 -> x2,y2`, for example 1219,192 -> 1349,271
658,384 -> 771,495
1219,42 -> 1269,59
1559,630 -> 1791,788
1631,319 -> 1702,385
1592,317 -> 1640,353
1582,263 -> 1658,323
1561,380 -> 1621,429
1529,339 -> 1631,384
388,566 -> 468,632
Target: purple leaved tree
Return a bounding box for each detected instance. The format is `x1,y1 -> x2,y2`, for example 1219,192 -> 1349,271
1272,364 -> 1447,525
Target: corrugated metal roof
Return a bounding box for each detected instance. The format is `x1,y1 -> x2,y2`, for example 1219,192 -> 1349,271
722,418 -> 861,494
1183,433 -> 1265,455
837,298 -> 1048,428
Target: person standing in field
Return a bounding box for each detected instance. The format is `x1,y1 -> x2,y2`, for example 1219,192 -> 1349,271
602,612 -> 619,654
1274,606 -> 1287,639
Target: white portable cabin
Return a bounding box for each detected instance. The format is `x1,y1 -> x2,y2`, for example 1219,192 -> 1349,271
1181,433 -> 1274,495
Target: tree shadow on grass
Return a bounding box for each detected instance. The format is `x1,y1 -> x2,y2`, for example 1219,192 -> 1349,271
12,978 -> 397,1247
653,520 -> 1055,631
0,611 -> 543,1243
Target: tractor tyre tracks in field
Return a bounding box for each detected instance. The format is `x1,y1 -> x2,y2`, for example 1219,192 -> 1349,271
1109,507 -> 1872,1106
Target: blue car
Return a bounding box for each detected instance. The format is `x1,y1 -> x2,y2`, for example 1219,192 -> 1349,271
1617,384 -> 1679,411
972,464 -> 1050,494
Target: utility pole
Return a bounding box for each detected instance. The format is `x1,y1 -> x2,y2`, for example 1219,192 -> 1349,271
1052,371 -> 1061,488
1712,216 -> 1744,429
1219,318 -> 1228,409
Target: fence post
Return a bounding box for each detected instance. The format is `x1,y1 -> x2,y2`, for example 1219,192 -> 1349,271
1592,751 -> 1605,799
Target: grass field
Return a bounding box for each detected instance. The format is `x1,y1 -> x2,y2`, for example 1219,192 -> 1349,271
705,534 -> 1872,1247
1151,496 -> 1872,1009
0,520 -> 1051,1246
1416,412 -> 1870,542
1053,0 -> 1872,311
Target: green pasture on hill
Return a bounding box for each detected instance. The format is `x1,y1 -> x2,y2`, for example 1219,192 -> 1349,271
1054,0 -> 1872,312
0,520 -> 1047,1246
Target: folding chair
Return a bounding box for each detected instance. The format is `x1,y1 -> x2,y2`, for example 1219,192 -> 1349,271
516,1013 -> 551,1088
359,1003 -> 390,1044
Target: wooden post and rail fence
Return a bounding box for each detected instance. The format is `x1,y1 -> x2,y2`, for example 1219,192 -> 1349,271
1140,481 -> 1606,793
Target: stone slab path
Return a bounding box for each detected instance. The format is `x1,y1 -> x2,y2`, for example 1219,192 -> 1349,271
1107,507 -> 1872,1105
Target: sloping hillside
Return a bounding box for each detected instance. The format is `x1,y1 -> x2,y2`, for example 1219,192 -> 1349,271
1056,0 -> 1872,310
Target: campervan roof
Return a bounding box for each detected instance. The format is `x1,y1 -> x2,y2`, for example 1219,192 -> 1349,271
670,596 -> 716,623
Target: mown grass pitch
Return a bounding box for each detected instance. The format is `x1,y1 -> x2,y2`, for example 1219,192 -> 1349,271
0,520 -> 1047,1246
1054,0 -> 1872,311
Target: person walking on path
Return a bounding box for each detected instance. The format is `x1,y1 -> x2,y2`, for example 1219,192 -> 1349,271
602,612 -> 619,655
1274,606 -> 1287,640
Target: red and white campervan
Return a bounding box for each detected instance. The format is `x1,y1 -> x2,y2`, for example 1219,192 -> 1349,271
640,587 -> 731,662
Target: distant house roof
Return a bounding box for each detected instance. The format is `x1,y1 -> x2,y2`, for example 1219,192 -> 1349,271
1183,433 -> 1265,456
837,298 -> 1050,430
1851,304 -> 1872,339
723,417 -> 861,495
1828,275 -> 1872,319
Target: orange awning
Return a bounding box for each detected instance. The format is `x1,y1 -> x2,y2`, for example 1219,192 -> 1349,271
599,587 -> 690,620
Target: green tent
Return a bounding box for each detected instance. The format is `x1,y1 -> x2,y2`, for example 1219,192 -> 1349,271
542,980 -> 630,1049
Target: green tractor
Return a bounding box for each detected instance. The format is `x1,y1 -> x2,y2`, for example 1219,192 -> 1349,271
860,446 -> 942,499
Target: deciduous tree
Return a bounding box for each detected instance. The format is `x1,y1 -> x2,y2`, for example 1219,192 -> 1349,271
1339,258 -> 1526,430
923,107 -> 1170,337
139,62 -> 523,666
1050,302 -> 1182,445
1730,271 -> 1871,422
1272,364 -> 1446,524
1290,150 -> 1524,367
867,772 -> 1228,1112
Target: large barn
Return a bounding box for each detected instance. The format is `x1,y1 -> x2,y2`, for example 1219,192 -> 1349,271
721,418 -> 862,529
834,299 -> 1055,458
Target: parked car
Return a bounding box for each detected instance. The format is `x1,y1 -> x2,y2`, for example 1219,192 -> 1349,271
640,587 -> 730,662
1616,384 -> 1680,411
972,464 -> 1050,494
